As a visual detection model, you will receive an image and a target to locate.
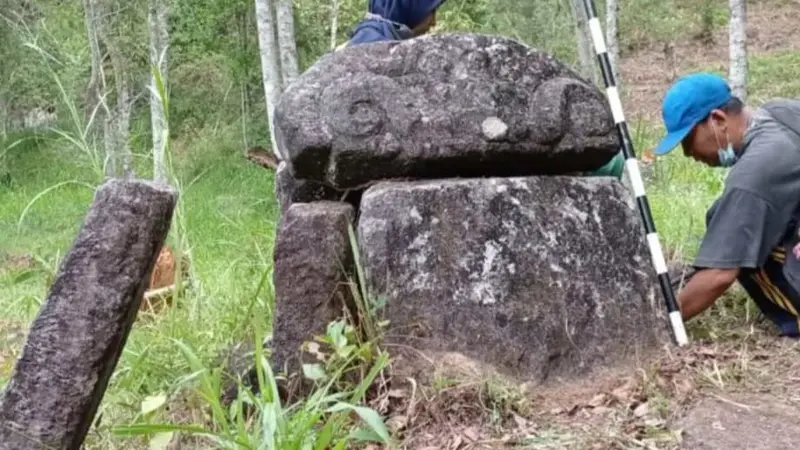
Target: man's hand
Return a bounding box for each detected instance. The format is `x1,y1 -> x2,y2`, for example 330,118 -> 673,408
677,267 -> 739,320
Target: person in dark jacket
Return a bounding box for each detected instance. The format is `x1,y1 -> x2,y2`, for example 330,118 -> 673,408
655,72 -> 800,337
346,0 -> 447,46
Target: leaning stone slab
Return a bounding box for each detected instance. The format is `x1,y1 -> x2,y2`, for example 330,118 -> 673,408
357,176 -> 666,382
269,201 -> 355,387
273,33 -> 620,189
0,179 -> 177,450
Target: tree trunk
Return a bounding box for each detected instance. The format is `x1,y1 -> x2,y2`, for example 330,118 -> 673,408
237,6 -> 251,153
728,0 -> 747,101
148,0 -> 170,185
276,0 -> 299,86
103,48 -> 134,178
95,0 -> 135,178
255,0 -> 285,161
82,0 -> 105,134
569,0 -> 599,85
606,0 -> 621,85
330,0 -> 339,50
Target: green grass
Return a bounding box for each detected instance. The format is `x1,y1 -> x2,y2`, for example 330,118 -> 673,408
0,126 -> 279,445
692,50 -> 800,105
630,120 -> 727,262
749,51 -> 800,101
0,125 -> 394,449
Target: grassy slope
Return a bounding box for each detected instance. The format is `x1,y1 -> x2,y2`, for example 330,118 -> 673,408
0,129 -> 279,446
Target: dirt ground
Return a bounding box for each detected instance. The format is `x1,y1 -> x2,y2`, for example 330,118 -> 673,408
0,318 -> 26,383
373,323 -> 800,449
619,1 -> 800,122
678,392 -> 800,450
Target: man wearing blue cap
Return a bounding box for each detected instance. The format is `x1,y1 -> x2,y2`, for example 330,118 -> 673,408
656,72 -> 800,336
344,0 -> 447,46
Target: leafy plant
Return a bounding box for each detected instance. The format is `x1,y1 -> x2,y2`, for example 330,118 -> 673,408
113,316 -> 394,449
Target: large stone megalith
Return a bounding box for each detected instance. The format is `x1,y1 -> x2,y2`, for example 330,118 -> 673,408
273,33 -> 621,190
260,32 -> 667,394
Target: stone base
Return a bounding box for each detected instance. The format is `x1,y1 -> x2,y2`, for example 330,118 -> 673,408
357,176 -> 669,382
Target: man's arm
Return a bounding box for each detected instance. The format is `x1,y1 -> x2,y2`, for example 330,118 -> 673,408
677,267 -> 739,320
679,186 -> 785,322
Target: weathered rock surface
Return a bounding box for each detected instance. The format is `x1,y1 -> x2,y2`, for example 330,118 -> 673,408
270,201 -> 356,380
274,33 -> 620,189
0,179 -> 177,450
357,176 -> 666,382
275,161 -> 342,214
677,393 -> 800,449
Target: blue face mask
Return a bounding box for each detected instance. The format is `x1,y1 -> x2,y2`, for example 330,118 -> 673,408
718,141 -> 737,167
712,120 -> 738,167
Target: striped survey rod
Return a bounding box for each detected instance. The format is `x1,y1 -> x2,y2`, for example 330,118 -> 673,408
581,0 -> 689,347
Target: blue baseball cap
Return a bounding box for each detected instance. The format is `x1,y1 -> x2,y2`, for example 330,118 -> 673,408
653,72 -> 733,155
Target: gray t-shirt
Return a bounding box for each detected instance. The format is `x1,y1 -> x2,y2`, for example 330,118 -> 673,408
695,99 -> 800,272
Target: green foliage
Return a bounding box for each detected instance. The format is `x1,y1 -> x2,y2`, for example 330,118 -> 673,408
634,120 -> 725,260
695,50 -> 800,105
111,318 -> 394,449
0,0 -> 735,151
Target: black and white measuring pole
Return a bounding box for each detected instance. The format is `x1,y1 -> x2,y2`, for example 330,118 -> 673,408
581,0 -> 689,347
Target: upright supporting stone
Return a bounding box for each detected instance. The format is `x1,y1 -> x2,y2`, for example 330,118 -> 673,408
270,201 -> 355,388
222,201 -> 357,406
0,179 -> 177,450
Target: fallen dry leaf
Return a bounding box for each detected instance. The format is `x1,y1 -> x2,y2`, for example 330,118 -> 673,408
697,347 -> 717,358
387,389 -> 406,398
462,426 -> 479,442
512,412 -> 529,428
633,402 -> 650,418
386,415 -> 408,434
611,379 -> 638,404
566,404 -> 582,416
674,377 -> 695,399
645,417 -> 666,428
592,406 -> 614,416
589,392 -> 609,407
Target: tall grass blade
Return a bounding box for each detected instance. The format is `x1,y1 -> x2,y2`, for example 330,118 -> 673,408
17,180 -> 95,231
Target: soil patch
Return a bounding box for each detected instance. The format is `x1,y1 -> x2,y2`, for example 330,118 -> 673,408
0,319 -> 27,381
0,252 -> 36,273
677,392 -> 800,450
381,324 -> 800,449
620,2 -> 800,122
